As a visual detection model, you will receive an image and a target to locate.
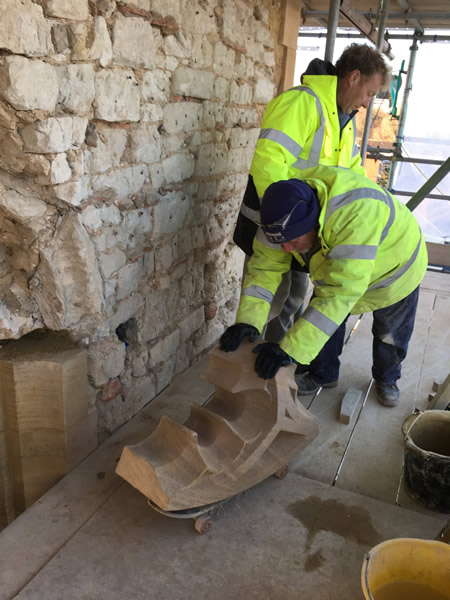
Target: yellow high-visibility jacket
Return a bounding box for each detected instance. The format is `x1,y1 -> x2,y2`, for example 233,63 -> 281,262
236,168 -> 428,365
248,74 -> 366,201
234,69 -> 366,257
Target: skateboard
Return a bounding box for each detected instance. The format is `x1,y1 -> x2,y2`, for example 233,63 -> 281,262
147,464 -> 290,534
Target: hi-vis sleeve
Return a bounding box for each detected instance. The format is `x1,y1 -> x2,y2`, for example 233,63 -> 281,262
249,88 -> 322,198
279,192 -> 391,364
235,229 -> 292,333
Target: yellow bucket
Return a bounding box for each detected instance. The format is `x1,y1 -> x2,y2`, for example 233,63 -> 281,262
361,538 -> 450,600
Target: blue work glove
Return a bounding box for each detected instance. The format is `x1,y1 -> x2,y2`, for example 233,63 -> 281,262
252,342 -> 292,380
220,323 -> 258,352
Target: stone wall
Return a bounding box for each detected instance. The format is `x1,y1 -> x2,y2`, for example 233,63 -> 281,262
0,0 -> 282,439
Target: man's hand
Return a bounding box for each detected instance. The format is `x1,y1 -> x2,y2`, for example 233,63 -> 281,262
252,342 -> 292,379
219,323 -> 259,352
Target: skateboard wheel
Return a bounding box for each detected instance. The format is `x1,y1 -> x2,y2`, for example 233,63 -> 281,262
274,464 -> 289,479
194,515 -> 212,534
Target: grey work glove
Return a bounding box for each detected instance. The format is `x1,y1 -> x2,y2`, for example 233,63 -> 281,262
219,323 -> 258,352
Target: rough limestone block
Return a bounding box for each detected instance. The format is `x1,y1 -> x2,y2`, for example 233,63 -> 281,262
221,0 -> 253,46
153,191 -> 190,236
230,81 -> 253,105
227,147 -> 254,172
21,117 -> 73,153
214,77 -> 229,101
224,107 -> 258,128
142,70 -> 171,103
172,67 -> 214,100
89,126 -> 127,173
1,188 -> 47,220
148,330 -> 181,366
95,69 -> 140,122
46,0 -> 90,20
51,23 -> 70,54
0,0 -> 52,57
253,20 -> 273,48
253,78 -> 275,103
92,166 -> 148,199
191,35 -> 212,67
70,17 -> 112,67
141,103 -> 164,123
202,101 -> 225,128
182,1 -> 216,35
71,117 -> 89,147
339,388 -> 363,425
1,56 -> 59,112
116,341 -> 319,511
235,54 -> 255,80
213,42 -> 235,79
122,208 -> 152,235
195,143 -> 227,176
50,154 -> 72,185
180,307 -> 204,342
57,64 -> 95,114
229,127 -> 259,149
162,154 -> 195,184
53,177 -> 91,207
116,262 -> 142,301
98,248 -> 127,280
88,335 -> 127,387
0,334 -> 96,516
129,125 -> 162,163
0,296 -> 41,341
30,214 -> 104,329
150,0 -> 181,20
112,15 -> 156,69
162,103 -> 203,134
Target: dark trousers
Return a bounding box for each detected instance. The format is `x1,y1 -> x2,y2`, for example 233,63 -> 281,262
308,286 -> 420,385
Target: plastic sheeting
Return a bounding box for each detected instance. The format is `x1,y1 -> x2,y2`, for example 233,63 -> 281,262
295,31 -> 450,243
388,40 -> 450,243
392,138 -> 450,243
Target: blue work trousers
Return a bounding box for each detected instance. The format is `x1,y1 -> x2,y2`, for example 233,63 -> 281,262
308,286 -> 420,385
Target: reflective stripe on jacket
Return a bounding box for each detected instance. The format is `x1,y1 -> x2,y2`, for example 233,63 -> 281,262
249,74 -> 366,201
235,168 -> 428,365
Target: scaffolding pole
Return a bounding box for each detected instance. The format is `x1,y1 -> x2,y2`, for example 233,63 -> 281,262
360,0 -> 390,165
405,157 -> 450,212
298,32 -> 450,42
324,0 -> 341,63
387,33 -> 420,190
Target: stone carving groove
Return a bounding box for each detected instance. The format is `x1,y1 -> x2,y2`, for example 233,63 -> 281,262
116,342 -> 319,511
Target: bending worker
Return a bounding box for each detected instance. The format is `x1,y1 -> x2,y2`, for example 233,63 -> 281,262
221,168 -> 427,407
233,43 -> 389,347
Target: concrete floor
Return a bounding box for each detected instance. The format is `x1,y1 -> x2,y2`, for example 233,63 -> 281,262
0,271 -> 449,600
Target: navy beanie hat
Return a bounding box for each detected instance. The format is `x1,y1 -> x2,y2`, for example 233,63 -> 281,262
260,179 -> 320,244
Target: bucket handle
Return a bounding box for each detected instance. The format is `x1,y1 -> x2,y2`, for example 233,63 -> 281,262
361,552 -> 375,600
401,409 -> 423,439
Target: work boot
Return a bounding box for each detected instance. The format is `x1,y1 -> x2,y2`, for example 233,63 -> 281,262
294,363 -> 309,375
296,373 -> 338,396
375,381 -> 400,407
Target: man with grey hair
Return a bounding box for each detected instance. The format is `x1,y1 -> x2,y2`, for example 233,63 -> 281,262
233,43 -> 390,356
